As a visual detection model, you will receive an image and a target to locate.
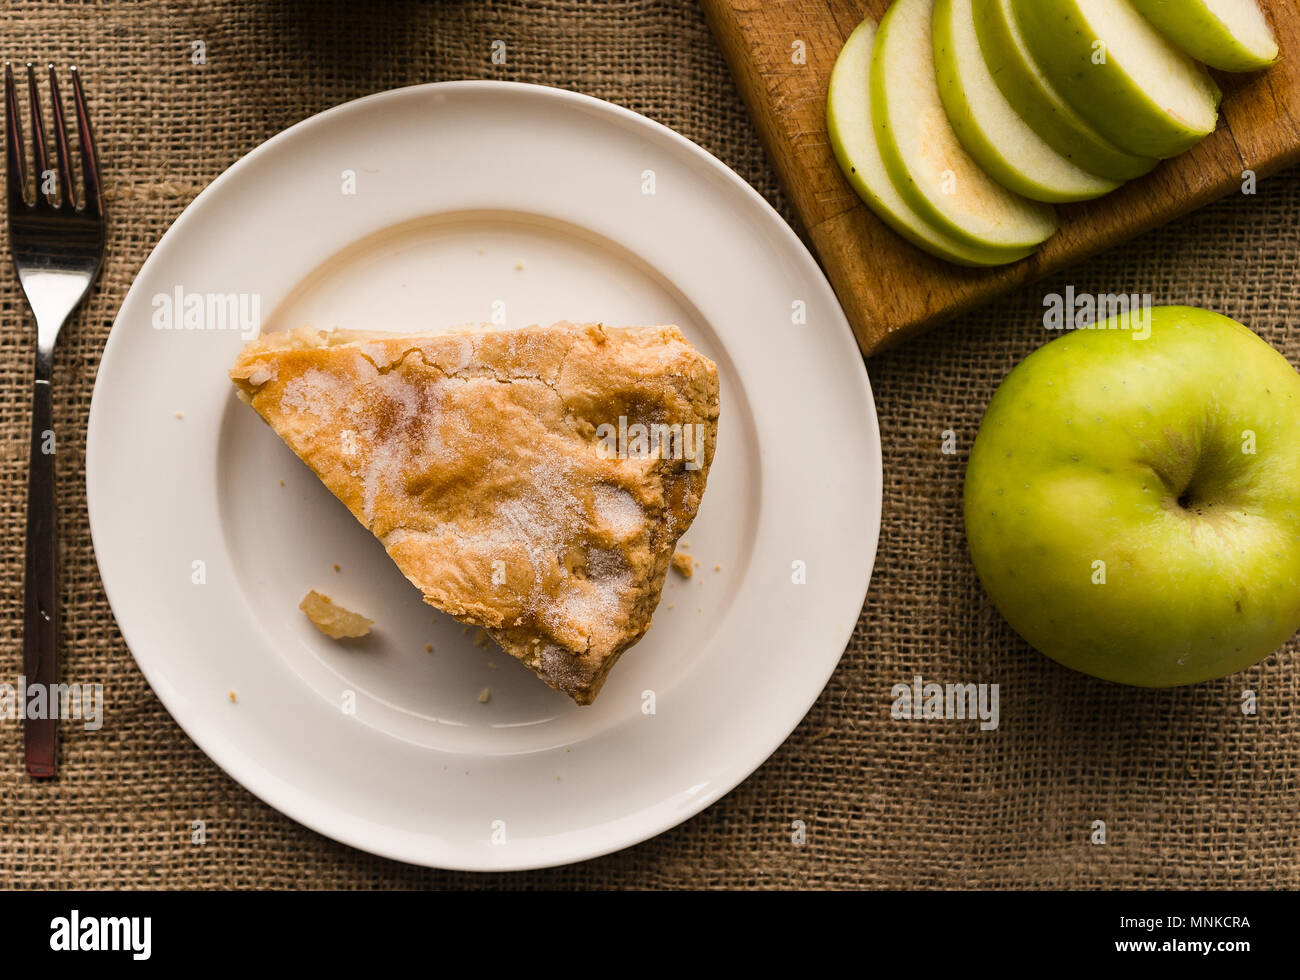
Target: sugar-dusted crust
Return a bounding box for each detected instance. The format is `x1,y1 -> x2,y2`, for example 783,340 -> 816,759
230,321 -> 719,704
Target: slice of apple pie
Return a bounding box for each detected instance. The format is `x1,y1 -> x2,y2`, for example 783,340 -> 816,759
230,321 -> 719,704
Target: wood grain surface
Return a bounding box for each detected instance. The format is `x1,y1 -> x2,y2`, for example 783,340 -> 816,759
702,0 -> 1300,355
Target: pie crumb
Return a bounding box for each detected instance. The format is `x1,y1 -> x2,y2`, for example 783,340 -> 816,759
299,590 -> 372,639
278,479 -> 285,487
478,688 -> 491,704
425,644 -> 434,654
473,629 -> 491,649
332,563 -> 341,572
228,690 -> 237,703
671,550 -> 694,579
514,261 -> 524,271
175,411 -> 184,420
714,564 -> 722,572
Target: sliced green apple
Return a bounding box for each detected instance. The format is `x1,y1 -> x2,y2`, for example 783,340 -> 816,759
972,0 -> 1157,181
872,0 -> 1057,254
1131,0 -> 1278,72
1012,0 -> 1221,159
827,17 -> 1038,266
934,0 -> 1119,202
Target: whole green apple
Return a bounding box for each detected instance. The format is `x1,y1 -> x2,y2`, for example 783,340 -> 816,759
964,306 -> 1300,686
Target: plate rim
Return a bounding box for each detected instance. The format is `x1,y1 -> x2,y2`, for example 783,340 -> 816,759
86,79 -> 883,871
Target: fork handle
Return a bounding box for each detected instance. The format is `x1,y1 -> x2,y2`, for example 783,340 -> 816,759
23,353 -> 58,778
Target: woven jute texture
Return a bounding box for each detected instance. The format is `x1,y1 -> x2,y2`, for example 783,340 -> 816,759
1,0 -> 1297,889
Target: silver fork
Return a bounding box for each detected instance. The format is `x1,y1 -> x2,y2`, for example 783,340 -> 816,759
5,63 -> 105,778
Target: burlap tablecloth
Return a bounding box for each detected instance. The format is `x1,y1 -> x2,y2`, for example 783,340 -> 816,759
0,0 -> 1295,889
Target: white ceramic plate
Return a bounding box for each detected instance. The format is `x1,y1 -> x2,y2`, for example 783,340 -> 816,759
87,81 -> 881,870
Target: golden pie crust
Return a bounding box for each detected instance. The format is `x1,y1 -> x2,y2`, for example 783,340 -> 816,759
230,321 -> 719,704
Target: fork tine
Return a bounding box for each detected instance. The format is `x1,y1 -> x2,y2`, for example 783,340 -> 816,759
46,66 -> 74,210
5,62 -> 27,209
25,64 -> 50,207
69,67 -> 101,218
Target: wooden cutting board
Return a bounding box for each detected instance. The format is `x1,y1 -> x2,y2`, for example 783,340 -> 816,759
701,0 -> 1300,355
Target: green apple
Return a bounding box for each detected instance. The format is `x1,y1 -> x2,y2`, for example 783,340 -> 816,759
828,17 -> 1038,266
1012,0 -> 1221,159
872,0 -> 1057,253
1131,0 -> 1279,72
934,0 -> 1120,202
972,0 -> 1157,181
965,306 -> 1300,687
